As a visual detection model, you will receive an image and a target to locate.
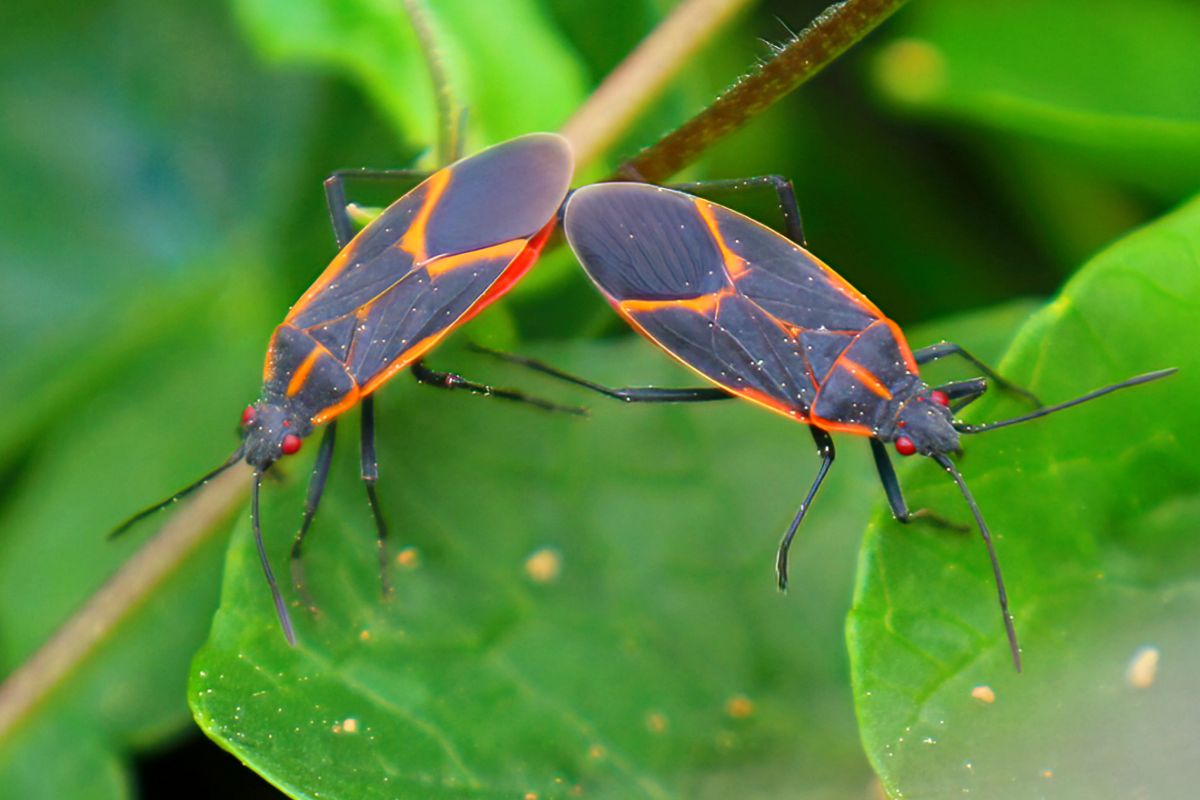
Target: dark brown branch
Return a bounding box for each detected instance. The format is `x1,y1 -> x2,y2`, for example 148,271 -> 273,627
618,0 -> 910,183
559,0 -> 752,170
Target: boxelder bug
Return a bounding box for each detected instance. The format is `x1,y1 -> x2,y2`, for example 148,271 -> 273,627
481,181 -> 1175,672
110,133 -> 575,644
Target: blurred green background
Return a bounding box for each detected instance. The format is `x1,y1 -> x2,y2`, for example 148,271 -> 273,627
1,1 -> 1197,798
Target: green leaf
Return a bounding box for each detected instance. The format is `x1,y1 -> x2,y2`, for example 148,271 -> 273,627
872,0 -> 1200,199
192,337 -> 875,798
849,195 -> 1200,797
189,298 -> 1032,799
232,0 -> 589,155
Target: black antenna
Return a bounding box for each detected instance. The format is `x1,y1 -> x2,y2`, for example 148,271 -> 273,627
107,445 -> 247,539
955,369 -> 1176,434
932,453 -> 1022,673
252,473 -> 296,646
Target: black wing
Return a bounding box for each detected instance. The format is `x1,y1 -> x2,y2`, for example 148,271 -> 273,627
563,183 -> 883,418
284,133 -> 574,389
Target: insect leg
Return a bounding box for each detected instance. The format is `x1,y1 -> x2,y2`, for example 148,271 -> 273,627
469,344 -> 732,403
932,454 -> 1022,672
359,396 -> 391,599
868,439 -> 967,531
913,342 -> 1041,406
323,169 -> 429,249
932,377 -> 989,413
409,359 -> 587,415
290,421 -> 338,611
672,175 -> 806,245
252,472 -> 296,646
776,427 -> 835,590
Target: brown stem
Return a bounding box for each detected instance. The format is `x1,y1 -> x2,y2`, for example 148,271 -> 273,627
619,0 -> 910,183
559,0 -> 753,171
0,463 -> 251,742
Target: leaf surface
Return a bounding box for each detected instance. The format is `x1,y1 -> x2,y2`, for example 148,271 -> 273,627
872,0 -> 1200,199
850,195 -> 1200,798
191,301 -> 1033,799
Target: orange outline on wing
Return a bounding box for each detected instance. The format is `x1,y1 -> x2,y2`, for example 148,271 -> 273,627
695,199 -> 750,278
355,329 -> 443,399
285,245 -> 358,325
425,239 -> 524,278
458,219 -> 557,326
284,167 -> 452,326
611,299 -> 809,423
801,249 -> 884,318
396,168 -> 451,263
619,288 -> 733,317
705,198 -> 886,320
350,223 -> 558,403
583,194 -> 916,434
262,328 -> 281,383
835,356 -> 892,400
884,317 -> 920,375
809,415 -> 874,437
286,347 -> 324,398
310,384 -> 363,426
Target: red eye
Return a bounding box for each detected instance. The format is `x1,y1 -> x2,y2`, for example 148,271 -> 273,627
241,406 -> 256,426
281,434 -> 303,455
931,390 -> 950,407
895,436 -> 917,456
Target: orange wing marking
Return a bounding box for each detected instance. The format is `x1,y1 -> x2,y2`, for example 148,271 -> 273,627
781,322 -> 804,339
884,318 -> 920,375
396,167 -> 452,264
295,340 -> 363,424
458,219 -> 556,326
792,246 -> 885,318
610,300 -> 809,422
619,288 -> 733,317
799,353 -> 820,393
286,347 -> 324,398
333,221 -> 553,411
695,199 -> 750,278
356,329 -> 447,399
262,328 -> 281,382
285,168 -> 451,325
310,383 -> 362,426
810,415 -> 874,437
286,247 -> 355,324
736,385 -> 809,421
425,239 -> 524,278
836,357 -> 892,400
